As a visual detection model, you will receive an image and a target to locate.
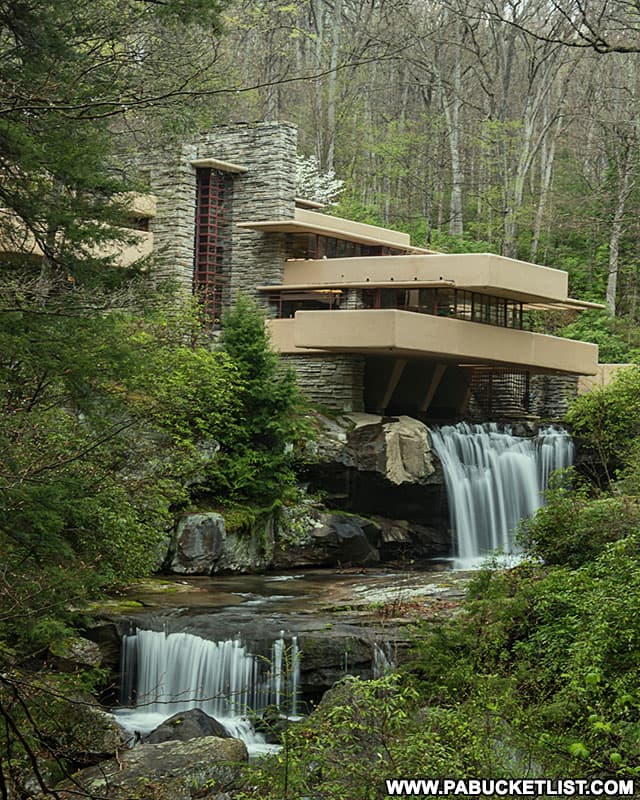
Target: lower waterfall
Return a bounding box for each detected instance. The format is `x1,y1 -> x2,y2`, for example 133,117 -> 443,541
116,628 -> 300,754
430,423 -> 573,569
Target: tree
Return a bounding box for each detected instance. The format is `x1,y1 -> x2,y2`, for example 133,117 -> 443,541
217,295 -> 308,505
481,0 -> 640,55
295,154 -> 344,204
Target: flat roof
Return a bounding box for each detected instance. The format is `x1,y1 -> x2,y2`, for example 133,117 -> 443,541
237,208 -> 434,254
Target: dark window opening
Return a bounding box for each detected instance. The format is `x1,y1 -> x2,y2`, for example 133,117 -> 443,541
268,290 -> 342,317
285,233 -> 403,260
304,287 -> 527,330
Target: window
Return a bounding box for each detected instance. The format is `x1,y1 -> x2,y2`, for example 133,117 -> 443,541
194,168 -> 232,324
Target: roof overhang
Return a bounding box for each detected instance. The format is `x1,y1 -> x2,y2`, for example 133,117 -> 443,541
268,252 -> 605,309
237,208 -> 434,254
295,197 -> 325,209
190,157 -> 248,173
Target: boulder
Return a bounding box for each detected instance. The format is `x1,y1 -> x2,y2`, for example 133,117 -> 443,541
170,513 -> 226,575
314,413 -> 437,486
372,516 -> 451,560
383,415 -> 435,485
254,705 -> 303,744
311,512 -> 381,565
49,635 -> 103,672
66,700 -> 131,761
143,708 -> 230,744
54,736 -> 248,800
168,511 -> 278,575
298,632 -> 375,697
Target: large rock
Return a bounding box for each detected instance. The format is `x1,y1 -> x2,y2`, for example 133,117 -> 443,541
167,512 -> 276,575
49,635 -> 103,672
170,513 -> 226,574
54,736 -> 248,800
143,708 -> 230,744
315,413 -> 437,485
311,512 -> 381,565
372,516 -> 451,560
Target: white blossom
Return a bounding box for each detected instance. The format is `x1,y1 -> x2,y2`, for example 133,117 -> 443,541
294,154 -> 345,206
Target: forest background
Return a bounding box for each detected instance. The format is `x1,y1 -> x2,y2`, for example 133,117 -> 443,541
3,0 -> 640,797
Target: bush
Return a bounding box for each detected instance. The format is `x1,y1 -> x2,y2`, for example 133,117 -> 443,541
239,675 -> 504,799
519,479 -> 640,567
566,364 -> 640,483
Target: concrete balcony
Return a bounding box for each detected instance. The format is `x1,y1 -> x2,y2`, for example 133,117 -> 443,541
268,309 -> 599,375
277,252 -> 601,309
0,209 -> 153,268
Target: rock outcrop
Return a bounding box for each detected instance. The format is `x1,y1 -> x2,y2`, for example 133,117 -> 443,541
308,512 -> 381,565
304,413 -> 450,559
48,635 -> 103,672
54,736 -> 247,800
170,513 -> 226,574
162,413 -> 451,575
314,412 -> 438,485
169,512 -> 275,575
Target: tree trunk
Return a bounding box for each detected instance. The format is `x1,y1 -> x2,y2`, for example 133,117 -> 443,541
606,140 -> 635,315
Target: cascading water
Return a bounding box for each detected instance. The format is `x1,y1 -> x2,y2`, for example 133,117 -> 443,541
430,423 -> 574,569
115,628 -> 301,754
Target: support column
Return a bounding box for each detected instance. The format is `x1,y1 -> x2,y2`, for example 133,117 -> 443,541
380,358 -> 407,413
420,364 -> 447,413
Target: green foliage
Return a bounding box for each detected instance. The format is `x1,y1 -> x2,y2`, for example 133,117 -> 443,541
560,310 -> 640,363
566,364 -> 640,481
217,295 -> 308,504
239,676 -> 501,800
409,541 -> 640,778
428,230 -> 496,254
520,477 -> 640,566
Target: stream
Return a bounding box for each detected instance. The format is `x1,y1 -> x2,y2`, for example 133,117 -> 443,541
109,565 -> 470,754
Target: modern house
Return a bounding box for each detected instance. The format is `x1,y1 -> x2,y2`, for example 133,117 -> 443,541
137,121 -> 601,419
2,122 -> 594,419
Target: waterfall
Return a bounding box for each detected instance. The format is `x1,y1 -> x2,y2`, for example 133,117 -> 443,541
430,423 -> 573,569
116,628 -> 300,753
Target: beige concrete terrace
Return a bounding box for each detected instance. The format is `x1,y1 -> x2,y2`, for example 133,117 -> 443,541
267,310 -> 599,375
270,252 -> 602,309
237,208 -> 434,254
0,193 -> 156,268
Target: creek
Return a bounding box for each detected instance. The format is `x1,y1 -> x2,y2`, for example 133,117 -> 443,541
108,567 -> 467,754
107,422 -> 574,753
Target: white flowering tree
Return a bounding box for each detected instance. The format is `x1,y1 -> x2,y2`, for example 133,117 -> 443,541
295,154 -> 345,206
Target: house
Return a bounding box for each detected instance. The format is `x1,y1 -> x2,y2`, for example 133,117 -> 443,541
140,122 -> 601,419
139,123 -> 602,418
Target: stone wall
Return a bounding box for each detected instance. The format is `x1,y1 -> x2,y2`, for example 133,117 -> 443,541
282,354 -> 365,412
145,141 -> 201,291
530,374 -> 579,419
195,123 -> 297,308
145,122 -> 298,309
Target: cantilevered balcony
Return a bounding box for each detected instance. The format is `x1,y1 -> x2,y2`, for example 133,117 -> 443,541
0,193 -> 156,268
268,310 -> 599,376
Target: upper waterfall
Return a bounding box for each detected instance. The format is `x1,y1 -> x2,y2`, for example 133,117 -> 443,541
430,423 -> 574,569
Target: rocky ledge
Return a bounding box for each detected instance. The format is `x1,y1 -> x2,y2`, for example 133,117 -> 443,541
161,413 -> 451,576
53,736 -> 247,800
